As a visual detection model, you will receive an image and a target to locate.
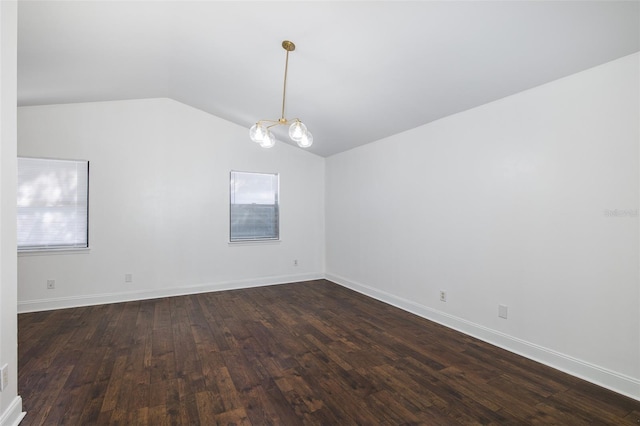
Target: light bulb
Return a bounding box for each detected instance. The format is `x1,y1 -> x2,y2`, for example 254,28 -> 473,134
288,120 -> 307,142
297,131 -> 313,148
260,131 -> 276,148
249,123 -> 266,142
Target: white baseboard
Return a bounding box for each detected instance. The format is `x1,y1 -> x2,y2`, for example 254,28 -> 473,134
0,397 -> 25,426
18,273 -> 324,313
325,273 -> 640,402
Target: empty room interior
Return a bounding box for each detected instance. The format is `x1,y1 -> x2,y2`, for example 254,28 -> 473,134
1,1 -> 640,425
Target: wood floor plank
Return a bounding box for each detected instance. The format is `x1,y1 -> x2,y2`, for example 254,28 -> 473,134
18,279 -> 640,425
100,355 -> 129,413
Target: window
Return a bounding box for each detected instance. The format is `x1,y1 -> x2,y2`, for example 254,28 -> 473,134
17,157 -> 89,251
230,171 -> 279,242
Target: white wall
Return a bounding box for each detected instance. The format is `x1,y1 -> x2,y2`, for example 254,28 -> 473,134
13,47 -> 639,403
0,2 -> 24,425
17,98 -> 325,311
326,53 -> 640,399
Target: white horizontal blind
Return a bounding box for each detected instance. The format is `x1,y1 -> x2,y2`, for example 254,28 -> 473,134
230,171 -> 279,241
17,157 -> 89,250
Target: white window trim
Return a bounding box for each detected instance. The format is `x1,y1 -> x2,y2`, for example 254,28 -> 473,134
17,156 -> 90,253
229,170 -> 280,243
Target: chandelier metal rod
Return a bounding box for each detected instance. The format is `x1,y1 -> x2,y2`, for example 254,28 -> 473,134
281,48 -> 290,122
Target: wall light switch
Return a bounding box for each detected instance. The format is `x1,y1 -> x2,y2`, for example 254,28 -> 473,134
0,363 -> 8,391
499,304 -> 508,319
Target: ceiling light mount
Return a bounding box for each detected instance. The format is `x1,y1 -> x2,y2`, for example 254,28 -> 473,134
249,40 -> 313,149
281,40 -> 295,52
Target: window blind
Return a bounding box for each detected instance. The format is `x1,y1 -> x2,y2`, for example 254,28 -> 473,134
230,171 -> 279,241
17,157 -> 89,250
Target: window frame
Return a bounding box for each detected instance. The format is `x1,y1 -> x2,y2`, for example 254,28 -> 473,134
17,156 -> 90,252
229,170 -> 280,243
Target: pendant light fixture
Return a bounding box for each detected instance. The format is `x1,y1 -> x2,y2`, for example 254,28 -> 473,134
249,40 -> 313,149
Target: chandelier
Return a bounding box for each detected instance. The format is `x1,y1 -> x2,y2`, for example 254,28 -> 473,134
249,40 -> 313,149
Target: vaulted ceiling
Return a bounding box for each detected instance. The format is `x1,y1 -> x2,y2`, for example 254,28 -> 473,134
17,1 -> 640,157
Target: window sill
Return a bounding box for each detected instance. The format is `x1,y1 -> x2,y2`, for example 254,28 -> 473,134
18,247 -> 91,257
228,239 -> 280,246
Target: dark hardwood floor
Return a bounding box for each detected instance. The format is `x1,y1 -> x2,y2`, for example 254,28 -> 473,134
18,279 -> 640,425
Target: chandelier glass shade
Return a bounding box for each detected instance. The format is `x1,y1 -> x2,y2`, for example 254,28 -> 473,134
249,40 -> 313,149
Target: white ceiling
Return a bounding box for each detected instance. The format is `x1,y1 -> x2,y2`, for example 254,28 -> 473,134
17,1 -> 640,157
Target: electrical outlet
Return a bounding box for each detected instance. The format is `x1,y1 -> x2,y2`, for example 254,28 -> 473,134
0,363 -> 8,391
439,291 -> 447,302
125,274 -> 133,283
499,304 -> 508,319
46,279 -> 55,289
